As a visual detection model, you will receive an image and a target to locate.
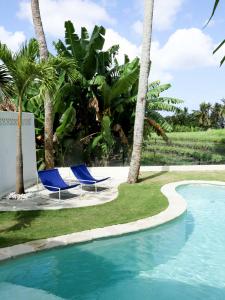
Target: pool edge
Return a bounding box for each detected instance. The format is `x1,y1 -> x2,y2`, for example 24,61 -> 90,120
1,179 -> 223,262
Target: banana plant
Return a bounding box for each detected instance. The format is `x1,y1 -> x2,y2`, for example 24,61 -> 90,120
54,21 -> 141,159
91,57 -> 140,118
145,81 -> 183,141
91,115 -> 114,164
87,57 -> 139,151
54,21 -> 106,80
55,102 -> 76,140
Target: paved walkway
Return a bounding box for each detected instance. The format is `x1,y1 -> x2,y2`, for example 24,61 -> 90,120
0,169 -> 126,211
2,164 -> 225,211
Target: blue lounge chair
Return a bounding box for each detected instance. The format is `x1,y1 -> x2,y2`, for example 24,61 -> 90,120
38,169 -> 80,200
70,164 -> 110,191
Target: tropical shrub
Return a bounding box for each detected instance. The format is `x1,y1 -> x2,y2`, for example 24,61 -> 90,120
0,21 -> 183,168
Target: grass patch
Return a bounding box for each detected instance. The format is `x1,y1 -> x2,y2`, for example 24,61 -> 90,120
1,170 -> 225,248
167,129 -> 225,143
143,129 -> 225,165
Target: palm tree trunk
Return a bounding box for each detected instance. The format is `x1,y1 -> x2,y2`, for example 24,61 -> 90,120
127,0 -> 154,183
44,92 -> 54,167
16,96 -> 25,194
31,0 -> 54,169
31,0 -> 48,60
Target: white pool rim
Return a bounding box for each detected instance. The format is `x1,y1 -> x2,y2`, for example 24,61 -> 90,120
1,180 -> 225,262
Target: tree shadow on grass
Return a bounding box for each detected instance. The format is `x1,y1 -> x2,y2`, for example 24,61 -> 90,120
0,236 -> 38,248
0,210 -> 41,233
138,171 -> 168,183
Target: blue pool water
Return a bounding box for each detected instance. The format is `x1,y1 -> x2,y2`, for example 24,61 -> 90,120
1,183 -> 225,299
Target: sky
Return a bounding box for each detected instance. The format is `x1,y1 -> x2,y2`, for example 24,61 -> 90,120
0,0 -> 225,111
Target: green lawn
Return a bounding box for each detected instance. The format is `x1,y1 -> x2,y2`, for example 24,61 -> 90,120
1,170 -> 225,248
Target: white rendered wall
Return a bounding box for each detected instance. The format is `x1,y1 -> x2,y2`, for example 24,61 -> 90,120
0,112 -> 37,197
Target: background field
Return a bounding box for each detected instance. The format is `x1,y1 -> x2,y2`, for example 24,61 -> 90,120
142,129 -> 225,165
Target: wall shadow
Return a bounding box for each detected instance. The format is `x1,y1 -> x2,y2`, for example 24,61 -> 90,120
138,171 -> 168,182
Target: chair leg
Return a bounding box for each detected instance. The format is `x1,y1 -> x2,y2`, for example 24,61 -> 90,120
80,186 -> 84,198
59,190 -> 61,200
36,176 -> 40,191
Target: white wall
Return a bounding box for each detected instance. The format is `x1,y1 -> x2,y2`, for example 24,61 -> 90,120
0,111 -> 37,197
59,164 -> 225,183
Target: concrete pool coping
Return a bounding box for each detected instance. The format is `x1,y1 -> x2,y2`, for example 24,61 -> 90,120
1,179 -> 225,262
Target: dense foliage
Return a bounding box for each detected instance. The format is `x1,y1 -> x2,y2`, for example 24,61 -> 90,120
166,100 -> 225,132
0,21 -> 182,168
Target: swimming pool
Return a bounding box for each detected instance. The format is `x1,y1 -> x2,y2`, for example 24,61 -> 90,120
1,183 -> 225,299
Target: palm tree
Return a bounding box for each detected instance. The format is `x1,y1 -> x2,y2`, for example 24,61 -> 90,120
176,107 -> 189,125
127,0 -> 154,183
31,0 -> 54,169
0,40 -> 55,194
194,102 -> 212,129
211,102 -> 225,128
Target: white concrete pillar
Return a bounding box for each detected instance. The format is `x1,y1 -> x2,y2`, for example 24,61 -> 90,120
0,112 -> 37,196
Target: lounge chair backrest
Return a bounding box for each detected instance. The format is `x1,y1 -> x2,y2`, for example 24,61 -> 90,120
38,169 -> 68,191
71,164 -> 94,181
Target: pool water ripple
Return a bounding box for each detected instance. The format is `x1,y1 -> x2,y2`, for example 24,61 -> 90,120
1,183 -> 225,299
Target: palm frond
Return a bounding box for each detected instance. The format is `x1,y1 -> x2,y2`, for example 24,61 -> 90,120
15,39 -> 39,62
0,43 -> 14,66
0,64 -> 12,86
213,39 -> 225,54
204,0 -> 220,27
213,39 -> 225,66
220,55 -> 225,66
0,64 -> 13,97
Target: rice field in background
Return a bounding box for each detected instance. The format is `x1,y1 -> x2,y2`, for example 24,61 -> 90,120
142,129 -> 225,165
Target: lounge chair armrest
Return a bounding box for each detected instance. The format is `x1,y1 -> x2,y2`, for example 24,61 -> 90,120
78,179 -> 97,183
64,178 -> 80,184
92,176 -> 110,180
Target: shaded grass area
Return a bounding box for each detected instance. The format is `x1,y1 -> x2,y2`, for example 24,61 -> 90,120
1,170 -> 225,248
